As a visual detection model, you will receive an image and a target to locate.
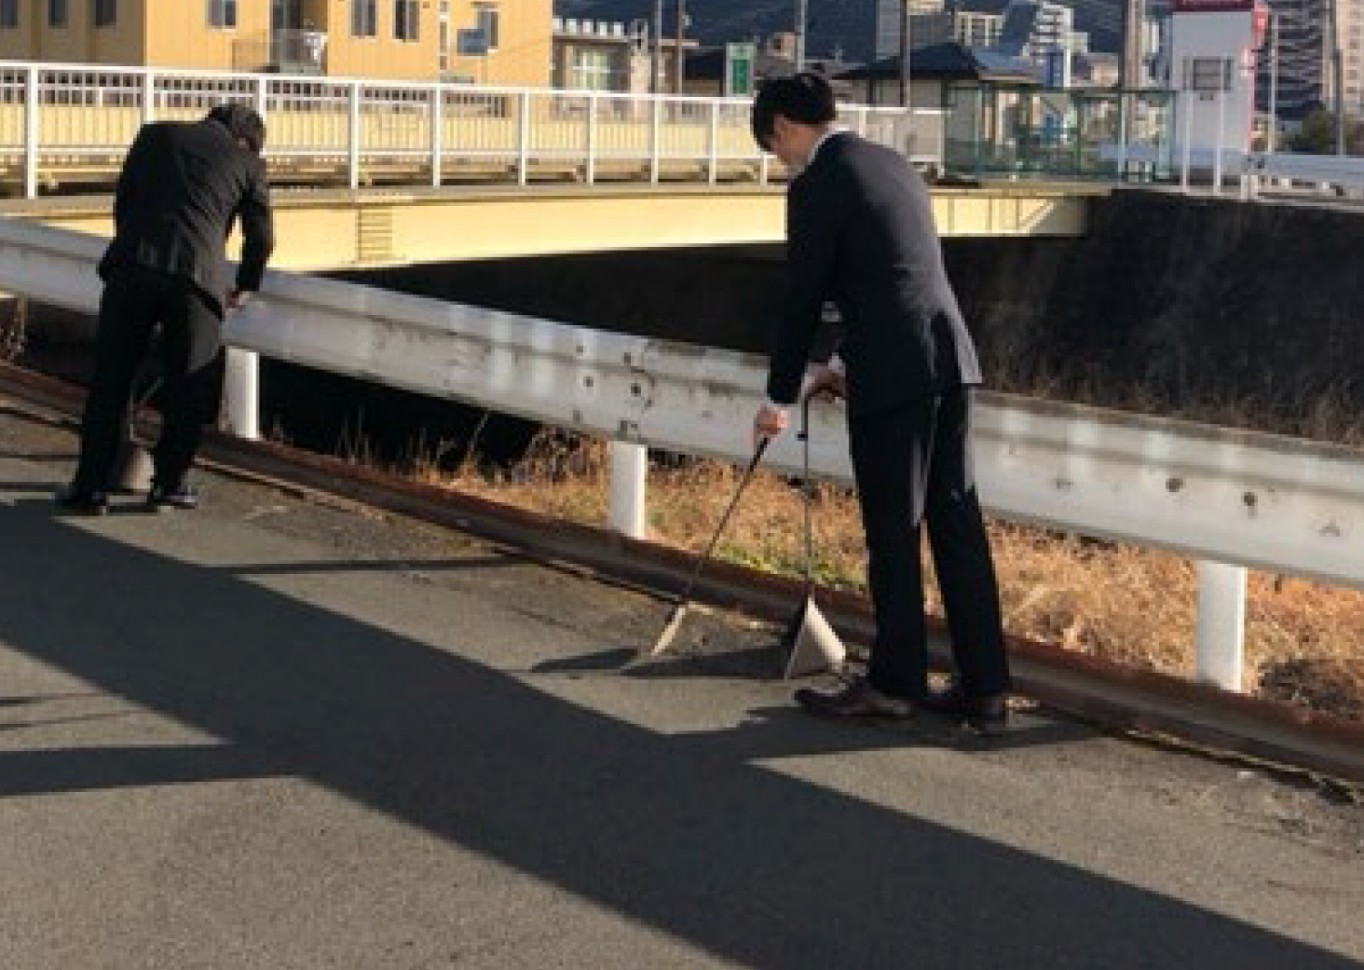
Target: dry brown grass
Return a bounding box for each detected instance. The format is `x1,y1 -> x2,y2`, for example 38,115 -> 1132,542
410,430 -> 1364,723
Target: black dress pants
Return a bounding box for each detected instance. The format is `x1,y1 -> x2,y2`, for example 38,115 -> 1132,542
71,267 -> 223,494
847,385 -> 1011,700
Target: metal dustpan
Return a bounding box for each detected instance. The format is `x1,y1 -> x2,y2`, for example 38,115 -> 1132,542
783,396 -> 847,679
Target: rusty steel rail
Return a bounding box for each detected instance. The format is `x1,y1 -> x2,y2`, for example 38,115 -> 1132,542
2,360 -> 1362,789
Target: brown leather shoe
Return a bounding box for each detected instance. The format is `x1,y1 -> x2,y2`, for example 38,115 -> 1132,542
794,676 -> 916,720
923,683 -> 1008,736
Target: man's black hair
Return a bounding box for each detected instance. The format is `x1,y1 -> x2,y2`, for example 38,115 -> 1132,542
750,72 -> 837,151
206,103 -> 267,155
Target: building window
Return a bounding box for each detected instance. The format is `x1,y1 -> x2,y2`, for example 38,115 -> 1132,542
0,0 -> 17,29
351,0 -> 377,37
570,49 -> 614,91
48,0 -> 68,28
93,0 -> 117,28
475,3 -> 499,50
394,0 -> 419,41
207,0 -> 237,29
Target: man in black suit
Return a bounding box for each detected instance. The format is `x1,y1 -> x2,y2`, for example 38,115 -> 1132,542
750,74 -> 1011,733
56,103 -> 274,514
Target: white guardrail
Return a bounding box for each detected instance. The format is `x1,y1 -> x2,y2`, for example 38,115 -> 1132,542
0,60 -> 937,198
2,219 -> 1362,691
1109,140 -> 1364,200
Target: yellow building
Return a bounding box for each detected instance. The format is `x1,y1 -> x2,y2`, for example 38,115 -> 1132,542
0,0 -> 552,86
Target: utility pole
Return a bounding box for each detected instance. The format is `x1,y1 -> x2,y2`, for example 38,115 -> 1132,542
1267,11 -> 1279,153
1119,0 -> 1146,91
653,0 -> 664,94
795,0 -> 809,72
1327,0 -> 1345,154
899,0 -> 911,107
674,0 -> 687,95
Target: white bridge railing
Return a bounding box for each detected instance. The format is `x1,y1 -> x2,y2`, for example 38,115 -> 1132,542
2,219 -> 1361,692
0,60 -> 935,198
1109,140 -> 1364,200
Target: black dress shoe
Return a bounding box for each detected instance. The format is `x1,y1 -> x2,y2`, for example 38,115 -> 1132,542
794,676 -> 916,720
145,482 -> 200,511
53,485 -> 109,516
923,683 -> 1009,736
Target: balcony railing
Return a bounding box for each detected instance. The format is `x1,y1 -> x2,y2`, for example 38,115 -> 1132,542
271,29 -> 328,75
232,30 -> 327,75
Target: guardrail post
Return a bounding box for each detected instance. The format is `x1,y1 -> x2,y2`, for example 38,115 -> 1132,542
516,90 -> 531,187
608,440 -> 648,539
254,74 -> 268,120
222,348 -> 261,441
585,93 -> 598,185
23,66 -> 38,199
348,81 -> 362,190
707,100 -> 720,185
1194,560 -> 1246,691
758,151 -> 770,187
141,70 -> 156,125
649,97 -> 662,185
430,84 -> 444,187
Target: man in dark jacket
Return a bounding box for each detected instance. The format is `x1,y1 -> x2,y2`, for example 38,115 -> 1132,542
56,103 -> 274,514
750,74 -> 1011,733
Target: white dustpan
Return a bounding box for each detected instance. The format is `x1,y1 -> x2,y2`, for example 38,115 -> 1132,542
782,396 -> 847,679
784,595 -> 846,678
112,437 -> 155,493
111,380 -> 160,494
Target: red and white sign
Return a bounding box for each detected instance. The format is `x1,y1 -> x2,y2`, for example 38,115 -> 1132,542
1252,2 -> 1270,46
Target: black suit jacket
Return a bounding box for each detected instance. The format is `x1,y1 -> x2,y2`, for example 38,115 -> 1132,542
98,118 -> 275,317
767,132 -> 981,416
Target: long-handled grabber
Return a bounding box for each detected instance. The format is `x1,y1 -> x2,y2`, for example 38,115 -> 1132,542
644,437 -> 770,658
782,395 -> 847,678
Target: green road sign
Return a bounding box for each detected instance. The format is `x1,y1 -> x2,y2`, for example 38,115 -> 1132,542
725,42 -> 756,97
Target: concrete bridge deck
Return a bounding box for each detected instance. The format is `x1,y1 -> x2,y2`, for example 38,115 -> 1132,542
1,404 -> 1361,969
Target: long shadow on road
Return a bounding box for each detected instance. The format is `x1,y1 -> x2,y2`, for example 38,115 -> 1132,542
0,499 -> 1356,969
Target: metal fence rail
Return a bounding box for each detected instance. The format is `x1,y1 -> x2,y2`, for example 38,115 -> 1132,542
1,218 -> 1360,694
0,59 -> 931,197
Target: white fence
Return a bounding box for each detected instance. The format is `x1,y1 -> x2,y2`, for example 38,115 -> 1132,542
0,60 -> 935,198
1108,140 -> 1364,200
1,219 -> 1361,692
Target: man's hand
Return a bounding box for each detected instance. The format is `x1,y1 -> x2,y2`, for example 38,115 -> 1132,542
753,402 -> 790,450
803,362 -> 847,401
225,289 -> 253,312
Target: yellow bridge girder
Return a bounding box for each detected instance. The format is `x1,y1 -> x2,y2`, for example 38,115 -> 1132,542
0,184 -> 1095,271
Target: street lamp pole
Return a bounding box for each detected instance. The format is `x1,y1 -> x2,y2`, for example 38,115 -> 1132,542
795,0 -> 809,71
